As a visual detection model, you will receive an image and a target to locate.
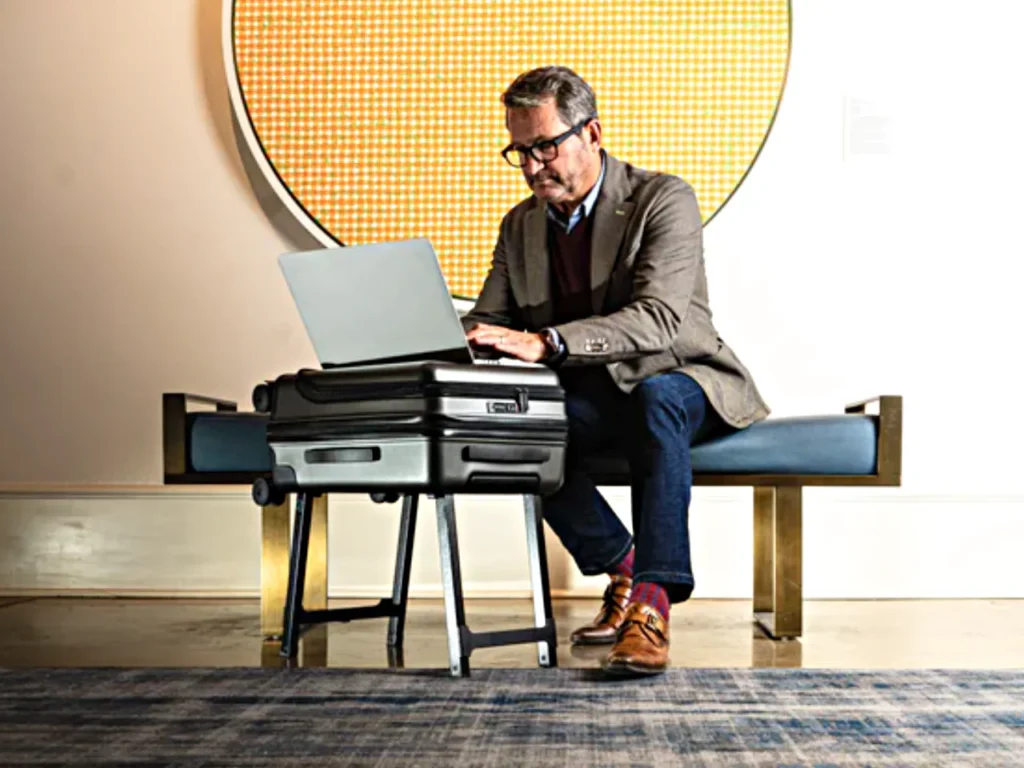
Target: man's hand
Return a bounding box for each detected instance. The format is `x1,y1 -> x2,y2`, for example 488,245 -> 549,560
466,323 -> 549,363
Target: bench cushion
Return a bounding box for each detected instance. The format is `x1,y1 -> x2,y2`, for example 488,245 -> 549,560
187,413 -> 272,474
583,414 -> 879,479
185,412 -> 878,477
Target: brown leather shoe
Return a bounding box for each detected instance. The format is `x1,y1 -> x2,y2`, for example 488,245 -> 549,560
569,575 -> 632,645
601,602 -> 670,676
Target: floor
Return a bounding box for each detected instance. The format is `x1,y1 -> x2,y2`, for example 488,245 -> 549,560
2,597 -> 1023,671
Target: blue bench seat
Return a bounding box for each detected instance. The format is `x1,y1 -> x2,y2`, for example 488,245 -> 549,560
185,412 -> 879,478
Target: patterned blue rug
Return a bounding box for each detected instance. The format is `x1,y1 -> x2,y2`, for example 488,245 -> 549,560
1,667 -> 1023,766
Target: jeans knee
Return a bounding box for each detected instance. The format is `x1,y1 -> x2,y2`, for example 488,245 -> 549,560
629,375 -> 690,438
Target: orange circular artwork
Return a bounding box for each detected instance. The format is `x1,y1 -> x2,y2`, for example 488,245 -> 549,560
227,0 -> 790,298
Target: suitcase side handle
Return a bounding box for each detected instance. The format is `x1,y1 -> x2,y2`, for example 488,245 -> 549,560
462,445 -> 551,464
304,447 -> 382,464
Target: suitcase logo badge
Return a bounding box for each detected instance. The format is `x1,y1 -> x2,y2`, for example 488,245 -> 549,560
487,387 -> 530,414
487,401 -> 519,414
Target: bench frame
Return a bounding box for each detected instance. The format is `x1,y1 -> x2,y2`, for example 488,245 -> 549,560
163,392 -> 902,651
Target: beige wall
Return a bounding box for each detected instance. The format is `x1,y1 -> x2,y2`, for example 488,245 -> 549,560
0,0 -> 320,485
1,0 -> 1023,599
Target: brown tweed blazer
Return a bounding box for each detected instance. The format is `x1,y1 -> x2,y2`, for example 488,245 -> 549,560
462,152 -> 770,429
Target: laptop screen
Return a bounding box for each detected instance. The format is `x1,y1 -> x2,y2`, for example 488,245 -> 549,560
277,238 -> 473,369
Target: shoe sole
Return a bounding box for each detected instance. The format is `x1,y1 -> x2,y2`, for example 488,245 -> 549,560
600,659 -> 668,677
570,634 -> 617,646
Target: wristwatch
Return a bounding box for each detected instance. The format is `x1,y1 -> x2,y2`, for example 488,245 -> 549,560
539,327 -> 568,367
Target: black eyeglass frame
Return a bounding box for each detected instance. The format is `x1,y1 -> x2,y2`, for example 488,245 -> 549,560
500,116 -> 597,168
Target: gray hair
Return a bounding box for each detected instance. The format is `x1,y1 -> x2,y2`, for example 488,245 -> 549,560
501,66 -> 598,127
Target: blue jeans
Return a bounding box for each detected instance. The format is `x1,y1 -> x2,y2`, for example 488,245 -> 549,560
541,369 -> 730,603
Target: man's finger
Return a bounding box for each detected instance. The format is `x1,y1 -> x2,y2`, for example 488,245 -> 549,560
473,330 -> 516,344
466,324 -> 505,341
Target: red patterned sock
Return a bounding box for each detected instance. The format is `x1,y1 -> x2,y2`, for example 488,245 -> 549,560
609,548 -> 634,579
629,581 -> 670,621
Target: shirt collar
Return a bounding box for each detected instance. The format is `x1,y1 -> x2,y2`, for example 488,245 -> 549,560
546,153 -> 606,234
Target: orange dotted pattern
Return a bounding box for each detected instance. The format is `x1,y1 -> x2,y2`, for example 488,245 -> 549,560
232,0 -> 790,298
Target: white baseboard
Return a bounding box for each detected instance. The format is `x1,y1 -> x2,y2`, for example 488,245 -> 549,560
2,486 -> 1023,599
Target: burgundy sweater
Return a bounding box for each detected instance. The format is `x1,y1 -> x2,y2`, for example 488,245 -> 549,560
547,212 -> 595,326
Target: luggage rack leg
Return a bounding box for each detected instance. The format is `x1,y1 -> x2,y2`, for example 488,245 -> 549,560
524,494 -> 558,668
386,493 -> 419,667
435,494 -> 470,677
280,490 -> 412,662
434,493 -> 558,679
279,488 -> 558,674
281,491 -> 313,659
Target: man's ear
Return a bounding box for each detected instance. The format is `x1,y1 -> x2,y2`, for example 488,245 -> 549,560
586,118 -> 602,149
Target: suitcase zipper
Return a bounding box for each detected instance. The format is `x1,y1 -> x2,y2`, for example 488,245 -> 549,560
295,378 -> 562,404
268,414 -> 567,441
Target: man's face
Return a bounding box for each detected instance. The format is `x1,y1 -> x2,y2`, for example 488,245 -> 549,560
506,99 -> 600,207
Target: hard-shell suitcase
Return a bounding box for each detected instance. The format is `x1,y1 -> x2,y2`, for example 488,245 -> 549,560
253,361 -> 568,497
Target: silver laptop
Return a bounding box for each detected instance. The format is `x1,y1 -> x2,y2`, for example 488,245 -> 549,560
277,238 -> 541,369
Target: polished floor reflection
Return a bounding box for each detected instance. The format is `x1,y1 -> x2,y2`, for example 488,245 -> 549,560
1,597 -> 1023,670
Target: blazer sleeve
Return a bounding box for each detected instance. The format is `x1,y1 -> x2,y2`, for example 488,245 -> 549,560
460,212 -> 523,332
552,176 -> 702,364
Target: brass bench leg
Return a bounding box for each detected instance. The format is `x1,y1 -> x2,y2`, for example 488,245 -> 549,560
753,488 -> 774,613
304,494 -> 329,613
260,494 -> 329,641
753,486 -> 803,640
261,498 -> 291,639
301,494 -> 329,666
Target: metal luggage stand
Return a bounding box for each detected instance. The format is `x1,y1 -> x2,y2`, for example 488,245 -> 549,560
266,482 -> 557,678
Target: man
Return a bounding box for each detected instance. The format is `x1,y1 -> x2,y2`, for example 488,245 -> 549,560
463,66 -> 769,676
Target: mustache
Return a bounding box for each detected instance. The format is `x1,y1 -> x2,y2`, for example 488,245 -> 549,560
526,170 -> 563,186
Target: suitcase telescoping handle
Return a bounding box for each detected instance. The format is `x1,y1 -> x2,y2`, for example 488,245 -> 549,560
462,445 -> 550,464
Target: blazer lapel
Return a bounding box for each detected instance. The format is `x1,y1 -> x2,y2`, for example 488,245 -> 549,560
589,156 -> 634,314
522,204 -> 551,320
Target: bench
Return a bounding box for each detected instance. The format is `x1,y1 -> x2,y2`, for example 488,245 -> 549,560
163,390 -> 902,654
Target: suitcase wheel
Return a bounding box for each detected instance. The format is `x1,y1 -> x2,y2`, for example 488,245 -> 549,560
251,383 -> 272,413
252,477 -> 286,507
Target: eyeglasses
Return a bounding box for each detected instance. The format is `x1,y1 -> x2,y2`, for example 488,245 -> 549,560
500,117 -> 595,168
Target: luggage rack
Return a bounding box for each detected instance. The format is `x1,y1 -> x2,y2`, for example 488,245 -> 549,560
252,479 -> 558,678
